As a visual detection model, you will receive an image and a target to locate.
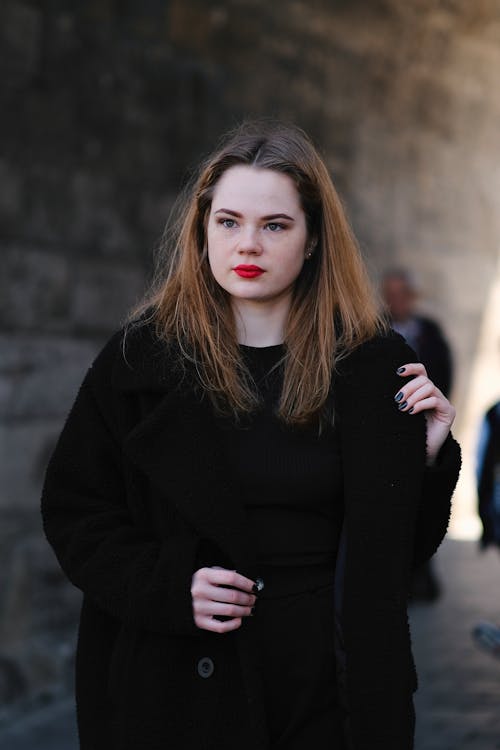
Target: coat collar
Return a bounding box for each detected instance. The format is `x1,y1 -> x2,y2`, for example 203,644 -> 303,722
113,323 -> 257,575
111,321 -> 176,393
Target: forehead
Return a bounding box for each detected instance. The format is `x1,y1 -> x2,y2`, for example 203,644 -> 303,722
211,165 -> 301,211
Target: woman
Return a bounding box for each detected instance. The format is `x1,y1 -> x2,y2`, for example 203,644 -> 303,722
42,121 -> 461,750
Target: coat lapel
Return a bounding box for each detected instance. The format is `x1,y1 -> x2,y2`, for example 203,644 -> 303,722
114,330 -> 256,574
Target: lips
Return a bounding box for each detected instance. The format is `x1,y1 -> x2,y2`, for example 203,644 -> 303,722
233,265 -> 265,278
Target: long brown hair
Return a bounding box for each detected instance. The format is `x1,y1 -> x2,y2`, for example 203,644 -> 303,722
131,120 -> 385,425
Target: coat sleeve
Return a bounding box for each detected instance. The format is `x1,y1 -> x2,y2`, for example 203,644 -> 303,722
413,433 -> 461,567
335,333 -> 427,749
41,337 -> 201,638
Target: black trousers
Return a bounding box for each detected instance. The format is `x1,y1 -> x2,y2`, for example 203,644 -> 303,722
250,573 -> 347,749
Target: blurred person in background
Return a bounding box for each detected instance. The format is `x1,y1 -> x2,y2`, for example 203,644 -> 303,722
381,269 -> 453,399
382,268 -> 454,602
42,122 -> 460,750
472,398 -> 500,657
477,399 -> 500,549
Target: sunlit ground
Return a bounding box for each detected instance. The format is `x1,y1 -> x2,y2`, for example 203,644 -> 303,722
449,251 -> 500,541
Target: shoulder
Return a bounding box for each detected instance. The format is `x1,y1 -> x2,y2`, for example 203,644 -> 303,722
333,330 -> 426,445
336,330 -> 417,382
333,330 -> 423,425
87,318 -> 179,394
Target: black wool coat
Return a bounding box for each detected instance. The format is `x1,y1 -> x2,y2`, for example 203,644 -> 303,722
41,323 -> 461,750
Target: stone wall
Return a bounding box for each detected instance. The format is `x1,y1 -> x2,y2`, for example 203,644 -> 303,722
1,0 -> 499,722
0,0 -> 236,722
167,0 -> 500,407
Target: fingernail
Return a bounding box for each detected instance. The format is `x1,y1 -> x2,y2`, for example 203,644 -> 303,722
398,401 -> 408,410
250,606 -> 256,616
252,577 -> 265,594
396,366 -> 406,374
408,407 -> 414,414
394,391 -> 404,403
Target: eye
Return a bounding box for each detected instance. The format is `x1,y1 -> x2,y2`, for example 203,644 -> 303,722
265,222 -> 285,232
219,218 -> 237,229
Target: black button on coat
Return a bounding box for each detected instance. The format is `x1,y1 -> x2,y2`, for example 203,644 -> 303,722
41,323 -> 461,750
197,657 -> 215,679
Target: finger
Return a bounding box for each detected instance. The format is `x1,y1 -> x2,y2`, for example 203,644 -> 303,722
396,362 -> 427,378
404,395 -> 440,415
409,397 -> 456,427
191,578 -> 256,607
397,382 -> 436,411
194,615 -> 243,634
191,586 -> 257,607
194,599 -> 254,619
191,567 -> 253,593
394,375 -> 431,402
205,584 -> 256,607
206,568 -> 257,593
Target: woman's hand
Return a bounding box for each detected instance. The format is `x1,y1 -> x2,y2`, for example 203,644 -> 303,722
191,567 -> 257,634
395,362 -> 456,466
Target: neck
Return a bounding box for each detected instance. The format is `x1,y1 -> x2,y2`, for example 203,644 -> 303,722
232,297 -> 291,347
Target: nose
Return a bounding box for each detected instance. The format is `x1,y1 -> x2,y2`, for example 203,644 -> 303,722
237,226 -> 263,255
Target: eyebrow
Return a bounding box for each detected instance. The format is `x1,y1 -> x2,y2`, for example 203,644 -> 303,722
214,208 -> 295,221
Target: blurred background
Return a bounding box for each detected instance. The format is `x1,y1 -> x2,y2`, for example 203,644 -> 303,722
1,1 -> 500,748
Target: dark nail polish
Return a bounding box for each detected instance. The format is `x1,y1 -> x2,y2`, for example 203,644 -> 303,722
408,407 -> 414,414
396,366 -> 406,374
398,401 -> 408,410
394,391 -> 404,403
250,606 -> 256,615
252,577 -> 265,594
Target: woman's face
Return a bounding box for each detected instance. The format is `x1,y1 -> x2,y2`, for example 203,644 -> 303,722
206,165 -> 309,308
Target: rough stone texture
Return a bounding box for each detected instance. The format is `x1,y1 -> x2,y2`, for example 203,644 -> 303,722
0,509 -> 80,726
1,0 -> 499,725
0,0 -> 234,721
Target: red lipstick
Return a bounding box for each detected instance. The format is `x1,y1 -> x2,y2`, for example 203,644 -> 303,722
233,265 -> 265,278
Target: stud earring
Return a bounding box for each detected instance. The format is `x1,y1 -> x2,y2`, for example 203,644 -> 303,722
305,242 -> 316,259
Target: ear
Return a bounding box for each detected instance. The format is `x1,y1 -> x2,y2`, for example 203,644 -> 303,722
305,235 -> 318,259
